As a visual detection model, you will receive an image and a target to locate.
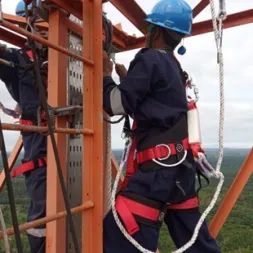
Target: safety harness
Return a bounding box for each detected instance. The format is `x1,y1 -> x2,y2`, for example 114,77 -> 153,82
11,47 -> 48,179
116,121 -> 200,234
114,56 -> 203,235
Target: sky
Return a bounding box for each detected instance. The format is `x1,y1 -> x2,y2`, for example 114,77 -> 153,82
0,0 -> 253,151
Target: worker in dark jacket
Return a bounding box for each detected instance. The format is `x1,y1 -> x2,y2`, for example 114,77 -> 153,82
102,0 -> 221,252
0,2 -> 48,253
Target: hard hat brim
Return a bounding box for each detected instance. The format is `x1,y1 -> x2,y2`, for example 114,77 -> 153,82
144,18 -> 191,36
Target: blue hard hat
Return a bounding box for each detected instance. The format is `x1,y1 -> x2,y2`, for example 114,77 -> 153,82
145,0 -> 193,35
15,0 -> 39,17
15,1 -> 30,17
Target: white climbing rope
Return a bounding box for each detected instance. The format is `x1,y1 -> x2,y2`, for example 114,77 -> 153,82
106,118 -> 112,212
168,1 -> 226,251
0,207 -> 11,253
111,1 -> 226,252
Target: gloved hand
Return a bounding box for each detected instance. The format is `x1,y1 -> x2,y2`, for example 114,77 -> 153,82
115,64 -> 127,78
103,51 -> 113,77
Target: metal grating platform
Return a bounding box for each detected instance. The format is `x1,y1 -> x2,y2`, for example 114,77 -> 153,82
66,17 -> 83,252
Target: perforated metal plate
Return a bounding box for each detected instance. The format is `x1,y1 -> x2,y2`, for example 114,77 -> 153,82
66,17 -> 83,252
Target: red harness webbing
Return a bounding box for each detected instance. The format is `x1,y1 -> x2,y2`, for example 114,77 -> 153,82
116,195 -> 160,235
136,138 -> 189,164
19,119 -> 47,127
11,157 -> 47,178
168,197 -> 199,210
120,120 -> 137,190
26,50 -> 34,61
116,195 -> 199,235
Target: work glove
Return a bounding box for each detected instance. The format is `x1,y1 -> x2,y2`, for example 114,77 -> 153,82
103,51 -> 113,77
115,64 -> 127,78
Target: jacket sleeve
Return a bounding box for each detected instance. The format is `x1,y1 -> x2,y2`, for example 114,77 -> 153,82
103,51 -> 156,116
0,48 -> 18,84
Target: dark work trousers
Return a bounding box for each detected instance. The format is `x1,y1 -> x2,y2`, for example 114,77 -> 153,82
25,166 -> 46,253
103,163 -> 221,253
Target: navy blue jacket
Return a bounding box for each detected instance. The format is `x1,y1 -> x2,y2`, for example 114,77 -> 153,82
103,48 -> 188,149
0,47 -> 47,162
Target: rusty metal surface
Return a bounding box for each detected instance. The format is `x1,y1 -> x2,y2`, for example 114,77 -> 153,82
192,8 -> 253,36
66,25 -> 83,252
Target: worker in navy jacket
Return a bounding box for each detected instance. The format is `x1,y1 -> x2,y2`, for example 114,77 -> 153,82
102,0 -> 221,252
0,44 -> 47,253
0,2 -> 48,252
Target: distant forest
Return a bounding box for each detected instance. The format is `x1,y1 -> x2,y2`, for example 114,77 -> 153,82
0,148 -> 253,252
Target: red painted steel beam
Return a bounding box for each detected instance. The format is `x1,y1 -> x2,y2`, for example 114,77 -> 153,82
3,13 -> 48,29
2,13 -> 127,50
1,20 -> 94,65
0,14 -> 47,48
0,27 -> 26,47
126,9 -> 253,50
48,0 -> 82,20
45,1 -> 129,50
193,0 -> 209,18
192,8 -> 253,36
108,0 -> 147,35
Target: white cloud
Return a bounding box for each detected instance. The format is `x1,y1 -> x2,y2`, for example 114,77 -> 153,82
0,0 -> 252,151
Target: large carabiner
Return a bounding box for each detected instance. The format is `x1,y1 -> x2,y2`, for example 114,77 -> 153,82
186,76 -> 199,103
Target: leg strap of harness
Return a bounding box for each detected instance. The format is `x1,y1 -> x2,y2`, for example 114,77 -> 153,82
11,157 -> 47,178
115,192 -> 199,235
115,193 -> 166,235
168,197 -> 199,210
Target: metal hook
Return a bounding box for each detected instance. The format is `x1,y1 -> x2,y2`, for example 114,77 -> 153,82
186,76 -> 199,103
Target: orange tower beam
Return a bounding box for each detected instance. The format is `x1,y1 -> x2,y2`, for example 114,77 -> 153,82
193,0 -> 209,18
46,10 -> 68,253
127,9 -> 253,50
209,148 -> 253,238
109,0 -> 147,34
82,0 -> 104,252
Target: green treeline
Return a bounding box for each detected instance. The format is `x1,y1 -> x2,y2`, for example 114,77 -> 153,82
0,149 -> 252,252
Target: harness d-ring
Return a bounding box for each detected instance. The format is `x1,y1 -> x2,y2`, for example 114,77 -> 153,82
152,143 -> 187,167
156,144 -> 171,161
